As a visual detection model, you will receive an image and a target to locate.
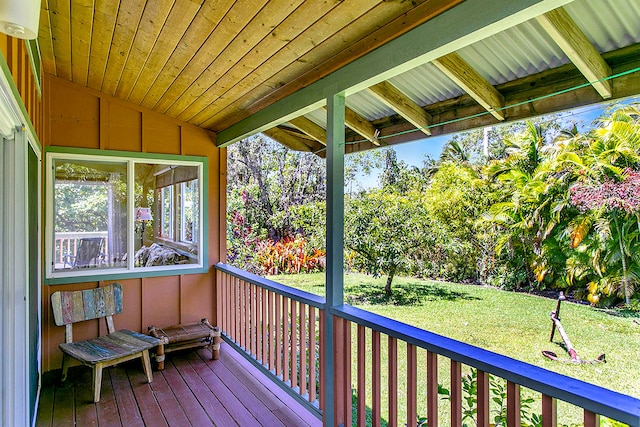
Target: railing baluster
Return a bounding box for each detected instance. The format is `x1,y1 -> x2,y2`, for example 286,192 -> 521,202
309,307 -> 317,404
357,324 -> 366,426
246,281 -> 251,353
228,276 -> 234,341
372,329 -> 381,427
216,269 -> 222,329
268,290 -> 275,370
291,298 -> 298,390
450,360 -> 462,427
334,316 -> 345,425
251,283 -> 257,357
344,318 -> 352,427
221,272 -> 229,334
233,277 -> 238,339
242,279 -> 248,350
477,369 -> 490,427
300,303 -> 308,397
407,343 -> 417,427
507,381 -> 521,427
388,336 -> 398,427
275,293 -> 282,377
319,309 -> 325,411
262,287 -> 267,364
542,394 -> 557,427
584,410 -> 600,427
427,351 -> 438,427
283,296 -> 290,384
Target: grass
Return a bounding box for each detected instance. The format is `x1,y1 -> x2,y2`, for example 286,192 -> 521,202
273,272 -> 640,425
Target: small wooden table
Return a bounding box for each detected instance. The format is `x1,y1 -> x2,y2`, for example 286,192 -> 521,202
148,318 -> 221,370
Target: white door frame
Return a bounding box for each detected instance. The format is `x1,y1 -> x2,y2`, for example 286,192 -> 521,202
0,64 -> 42,427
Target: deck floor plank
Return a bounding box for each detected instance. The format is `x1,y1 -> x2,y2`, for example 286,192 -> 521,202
185,350 -> 261,426
73,368 -> 98,425
36,341 -> 321,427
148,366 -> 193,427
126,367 -> 169,426
95,370 -> 123,427
35,377 -> 55,427
162,360 -> 215,426
109,365 -> 145,426
196,349 -> 287,427
218,345 -> 321,426
172,354 -> 238,426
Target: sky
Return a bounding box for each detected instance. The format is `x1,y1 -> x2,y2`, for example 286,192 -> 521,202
354,96 -> 639,189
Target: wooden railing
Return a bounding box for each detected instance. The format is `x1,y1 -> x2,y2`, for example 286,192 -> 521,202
332,305 -> 640,427
214,263 -> 640,427
215,263 -> 324,415
54,231 -> 108,265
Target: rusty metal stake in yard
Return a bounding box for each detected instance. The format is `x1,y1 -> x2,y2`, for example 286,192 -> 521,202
549,291 -> 566,342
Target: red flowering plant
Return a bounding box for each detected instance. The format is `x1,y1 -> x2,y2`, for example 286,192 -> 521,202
568,169 -> 640,306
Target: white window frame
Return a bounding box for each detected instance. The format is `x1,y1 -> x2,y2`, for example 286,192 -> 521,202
45,151 -> 205,280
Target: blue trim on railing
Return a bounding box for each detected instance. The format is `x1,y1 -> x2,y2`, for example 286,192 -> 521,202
214,263 -> 325,308
333,304 -> 640,426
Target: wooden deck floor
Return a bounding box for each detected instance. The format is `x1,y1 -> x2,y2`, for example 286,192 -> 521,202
36,341 -> 322,427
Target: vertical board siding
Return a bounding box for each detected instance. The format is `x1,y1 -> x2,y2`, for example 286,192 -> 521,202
0,36 -> 43,142
42,74 -> 222,372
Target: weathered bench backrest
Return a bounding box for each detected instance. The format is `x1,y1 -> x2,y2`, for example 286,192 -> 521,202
51,283 -> 123,326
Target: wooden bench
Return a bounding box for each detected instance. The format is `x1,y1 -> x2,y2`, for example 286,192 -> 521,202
51,283 -> 160,403
148,318 -> 221,370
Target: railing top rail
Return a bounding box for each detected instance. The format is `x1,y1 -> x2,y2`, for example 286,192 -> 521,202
214,263 -> 325,309
334,304 -> 640,426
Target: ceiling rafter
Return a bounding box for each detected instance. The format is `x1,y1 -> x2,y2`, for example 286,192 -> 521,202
262,127 -> 314,152
536,6 -> 612,99
289,117 -> 326,146
432,52 -> 505,121
367,81 -> 432,136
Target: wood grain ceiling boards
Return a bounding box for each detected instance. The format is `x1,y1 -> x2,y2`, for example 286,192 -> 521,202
39,0 -> 462,134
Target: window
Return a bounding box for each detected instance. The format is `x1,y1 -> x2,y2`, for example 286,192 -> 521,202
46,149 -> 206,281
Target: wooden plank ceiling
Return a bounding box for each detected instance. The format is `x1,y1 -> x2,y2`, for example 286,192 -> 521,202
38,0 -> 462,140
38,0 -> 640,154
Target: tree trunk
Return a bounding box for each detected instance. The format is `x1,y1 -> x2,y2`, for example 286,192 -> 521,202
385,267 -> 396,296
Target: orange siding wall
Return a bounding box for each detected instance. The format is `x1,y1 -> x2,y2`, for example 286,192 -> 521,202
41,74 -> 226,373
0,35 -> 44,141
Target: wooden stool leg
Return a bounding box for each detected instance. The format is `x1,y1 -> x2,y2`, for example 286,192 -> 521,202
93,364 -> 103,403
61,353 -> 70,383
212,327 -> 221,360
142,350 -> 153,383
148,326 -> 166,370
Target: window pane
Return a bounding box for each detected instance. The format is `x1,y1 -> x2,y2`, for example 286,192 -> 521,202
134,163 -> 200,269
179,179 -> 198,244
53,159 -> 128,271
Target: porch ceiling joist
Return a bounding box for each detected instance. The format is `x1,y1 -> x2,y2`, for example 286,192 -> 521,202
217,0 -> 576,146
261,127 -> 314,152
432,52 -> 506,121
535,7 -> 612,99
367,81 -> 432,136
289,117 -> 327,146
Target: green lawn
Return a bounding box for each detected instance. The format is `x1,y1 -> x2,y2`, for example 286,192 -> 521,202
273,272 -> 640,425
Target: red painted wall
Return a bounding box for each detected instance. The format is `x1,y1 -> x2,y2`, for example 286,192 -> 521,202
41,74 -> 226,372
